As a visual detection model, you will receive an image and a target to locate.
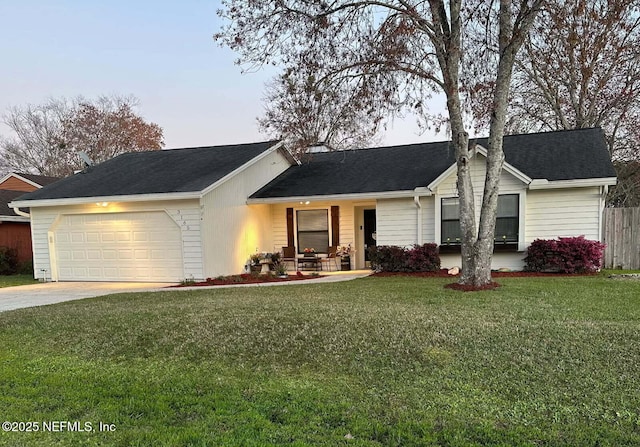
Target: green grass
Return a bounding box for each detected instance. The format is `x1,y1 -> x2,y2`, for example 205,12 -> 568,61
0,274 -> 37,288
1,276 -> 640,446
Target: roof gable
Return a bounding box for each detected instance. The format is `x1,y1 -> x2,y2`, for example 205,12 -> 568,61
14,141 -> 281,203
0,172 -> 60,192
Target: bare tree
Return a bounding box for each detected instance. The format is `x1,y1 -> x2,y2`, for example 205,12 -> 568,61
1,99 -> 70,176
1,95 -> 164,177
216,0 -> 543,287
471,0 -> 640,206
259,64 -> 382,156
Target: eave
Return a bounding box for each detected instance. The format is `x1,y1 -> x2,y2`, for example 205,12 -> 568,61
0,215 -> 30,223
10,191 -> 202,208
247,188 -> 432,205
528,177 -> 617,189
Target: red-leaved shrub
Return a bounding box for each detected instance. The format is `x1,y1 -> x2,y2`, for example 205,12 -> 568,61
524,236 -> 605,273
368,244 -> 440,272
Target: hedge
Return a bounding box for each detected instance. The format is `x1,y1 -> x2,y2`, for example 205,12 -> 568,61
524,236 -> 605,274
368,243 -> 440,272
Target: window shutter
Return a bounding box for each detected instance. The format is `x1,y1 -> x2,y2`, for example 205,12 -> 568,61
331,206 -> 340,247
286,207 -> 294,247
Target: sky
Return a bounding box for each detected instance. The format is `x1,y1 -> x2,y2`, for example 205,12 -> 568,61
0,0 -> 445,150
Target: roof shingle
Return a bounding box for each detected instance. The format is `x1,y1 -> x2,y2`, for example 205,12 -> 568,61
14,141 -> 279,202
251,128 -> 616,199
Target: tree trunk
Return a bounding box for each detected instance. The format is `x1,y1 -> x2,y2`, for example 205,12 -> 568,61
456,0 -> 532,288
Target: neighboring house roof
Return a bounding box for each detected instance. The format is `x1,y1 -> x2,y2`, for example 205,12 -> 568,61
0,172 -> 61,192
250,128 -> 616,200
14,173 -> 60,187
13,141 -> 281,203
0,190 -> 30,221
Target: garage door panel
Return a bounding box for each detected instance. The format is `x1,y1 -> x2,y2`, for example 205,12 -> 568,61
54,211 -> 184,282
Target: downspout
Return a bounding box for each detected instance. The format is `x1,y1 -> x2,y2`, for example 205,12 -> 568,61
598,185 -> 609,242
414,195 -> 423,245
12,207 -> 30,218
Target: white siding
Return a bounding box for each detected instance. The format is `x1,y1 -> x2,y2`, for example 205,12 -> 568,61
29,199 -> 202,281
526,187 -> 601,241
200,149 -> 291,277
376,198 -> 420,246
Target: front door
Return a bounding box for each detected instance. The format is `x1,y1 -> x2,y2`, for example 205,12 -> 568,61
364,209 -> 376,262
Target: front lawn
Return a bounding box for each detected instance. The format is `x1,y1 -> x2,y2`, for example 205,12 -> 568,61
0,274 -> 37,288
1,276 -> 639,446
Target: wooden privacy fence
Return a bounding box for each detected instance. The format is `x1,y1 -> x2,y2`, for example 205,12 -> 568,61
603,207 -> 640,269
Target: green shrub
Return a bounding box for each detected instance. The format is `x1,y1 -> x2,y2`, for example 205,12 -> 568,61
368,244 -> 440,272
18,259 -> 34,275
0,247 -> 19,275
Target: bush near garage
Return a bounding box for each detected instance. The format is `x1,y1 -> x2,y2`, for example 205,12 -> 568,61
524,236 -> 605,274
0,247 -> 19,275
369,243 -> 440,272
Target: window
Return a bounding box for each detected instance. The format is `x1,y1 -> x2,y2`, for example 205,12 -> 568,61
441,198 -> 461,244
495,194 -> 519,244
297,209 -> 329,253
440,195 -> 519,246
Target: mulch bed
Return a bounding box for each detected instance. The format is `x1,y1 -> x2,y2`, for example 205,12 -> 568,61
372,269 -> 597,278
372,269 -> 598,292
172,272 -> 323,287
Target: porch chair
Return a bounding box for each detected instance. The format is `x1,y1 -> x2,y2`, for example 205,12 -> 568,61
281,246 -> 298,271
321,246 -> 340,271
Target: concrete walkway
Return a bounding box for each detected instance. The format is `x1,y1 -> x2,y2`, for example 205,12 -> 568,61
0,282 -> 173,312
0,271 -> 372,313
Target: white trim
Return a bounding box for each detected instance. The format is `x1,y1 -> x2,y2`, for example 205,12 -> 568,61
10,191 -> 201,208
200,141 -> 287,196
0,215 -> 30,223
517,191 -> 526,252
293,206 -> 332,255
0,172 -> 44,189
528,177 -> 617,190
474,145 -> 533,185
434,191 -> 526,250
427,145 -> 532,191
248,188 -> 432,205
48,231 -> 58,282
427,163 -> 458,192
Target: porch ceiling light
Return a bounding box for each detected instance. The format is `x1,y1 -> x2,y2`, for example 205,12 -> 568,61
96,202 -> 109,207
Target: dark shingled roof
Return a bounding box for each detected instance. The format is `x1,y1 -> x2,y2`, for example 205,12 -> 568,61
15,173 -> 61,187
14,141 -> 279,202
0,190 -> 29,218
251,128 -> 616,199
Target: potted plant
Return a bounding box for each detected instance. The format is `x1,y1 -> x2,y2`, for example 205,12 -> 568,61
274,262 -> 288,278
248,253 -> 261,273
337,244 -> 353,271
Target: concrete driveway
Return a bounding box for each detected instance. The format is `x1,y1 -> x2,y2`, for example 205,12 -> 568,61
0,282 -> 172,312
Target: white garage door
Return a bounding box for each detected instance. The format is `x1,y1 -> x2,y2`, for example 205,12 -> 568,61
53,211 -> 184,282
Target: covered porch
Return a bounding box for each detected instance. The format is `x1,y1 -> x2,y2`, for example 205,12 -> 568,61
251,199 -> 378,271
